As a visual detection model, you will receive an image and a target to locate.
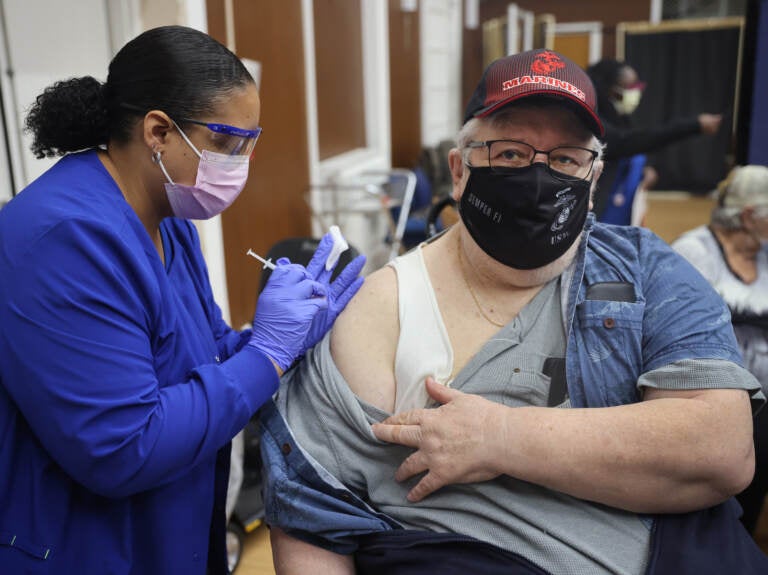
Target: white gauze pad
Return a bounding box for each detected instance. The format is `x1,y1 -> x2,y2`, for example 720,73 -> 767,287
326,225 -> 349,271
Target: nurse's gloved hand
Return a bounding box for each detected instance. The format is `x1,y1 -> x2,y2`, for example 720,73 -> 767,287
303,232 -> 366,351
248,258 -> 328,371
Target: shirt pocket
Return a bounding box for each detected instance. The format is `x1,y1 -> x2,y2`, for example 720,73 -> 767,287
462,358 -> 552,408
576,299 -> 645,405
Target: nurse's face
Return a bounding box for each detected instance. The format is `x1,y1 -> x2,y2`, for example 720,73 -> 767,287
162,83 -> 262,187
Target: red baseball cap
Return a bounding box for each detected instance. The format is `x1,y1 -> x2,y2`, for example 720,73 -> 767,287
464,49 -> 604,137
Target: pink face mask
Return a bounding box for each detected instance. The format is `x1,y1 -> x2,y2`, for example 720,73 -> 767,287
154,124 -> 250,220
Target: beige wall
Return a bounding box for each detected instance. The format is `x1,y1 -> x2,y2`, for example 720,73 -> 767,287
141,0 -> 182,27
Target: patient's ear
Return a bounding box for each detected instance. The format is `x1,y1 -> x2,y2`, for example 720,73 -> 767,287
592,159 -> 604,181
448,148 -> 466,201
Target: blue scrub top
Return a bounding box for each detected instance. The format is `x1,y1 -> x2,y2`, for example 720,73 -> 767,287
0,150 -> 277,574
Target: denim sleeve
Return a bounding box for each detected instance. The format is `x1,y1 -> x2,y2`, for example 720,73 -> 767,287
640,234 -> 743,371
259,400 -> 401,554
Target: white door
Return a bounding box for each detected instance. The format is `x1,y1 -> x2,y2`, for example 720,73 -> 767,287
420,0 -> 463,147
0,0 -> 114,194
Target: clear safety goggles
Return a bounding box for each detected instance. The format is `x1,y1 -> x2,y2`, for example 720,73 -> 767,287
178,118 -> 262,157
119,103 -> 262,158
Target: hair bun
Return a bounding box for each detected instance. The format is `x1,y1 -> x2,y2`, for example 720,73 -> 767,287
25,76 -> 109,158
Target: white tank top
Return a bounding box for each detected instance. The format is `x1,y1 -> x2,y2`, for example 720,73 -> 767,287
389,245 -> 454,412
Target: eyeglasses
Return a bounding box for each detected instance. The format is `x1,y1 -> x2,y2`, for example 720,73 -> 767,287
465,139 -> 598,180
178,118 -> 262,157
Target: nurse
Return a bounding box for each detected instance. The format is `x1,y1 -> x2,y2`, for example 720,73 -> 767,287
0,25 -> 364,574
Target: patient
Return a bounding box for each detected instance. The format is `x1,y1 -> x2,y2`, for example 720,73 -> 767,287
260,50 -> 768,575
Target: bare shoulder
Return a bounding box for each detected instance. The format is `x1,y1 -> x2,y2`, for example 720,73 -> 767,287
330,264 -> 399,412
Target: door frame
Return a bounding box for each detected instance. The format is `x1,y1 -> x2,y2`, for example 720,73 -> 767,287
302,0 -> 391,188
553,21 -> 603,65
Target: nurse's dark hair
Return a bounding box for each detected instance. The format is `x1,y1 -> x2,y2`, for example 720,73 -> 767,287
25,25 -> 254,158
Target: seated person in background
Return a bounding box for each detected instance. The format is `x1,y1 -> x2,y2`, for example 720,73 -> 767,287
260,50 -> 768,575
672,165 -> 768,536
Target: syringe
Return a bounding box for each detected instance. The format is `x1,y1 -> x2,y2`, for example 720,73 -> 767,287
246,249 -> 276,270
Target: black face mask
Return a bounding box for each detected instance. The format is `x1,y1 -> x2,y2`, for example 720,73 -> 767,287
458,164 -> 591,270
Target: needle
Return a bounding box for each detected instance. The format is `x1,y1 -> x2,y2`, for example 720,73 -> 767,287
246,249 -> 276,270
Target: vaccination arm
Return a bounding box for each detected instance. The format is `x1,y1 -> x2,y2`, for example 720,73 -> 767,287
271,527 -> 355,575
268,269 -> 400,572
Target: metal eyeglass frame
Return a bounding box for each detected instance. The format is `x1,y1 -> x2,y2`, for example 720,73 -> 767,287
465,139 -> 598,180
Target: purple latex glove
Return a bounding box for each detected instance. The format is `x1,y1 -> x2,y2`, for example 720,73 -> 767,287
248,258 -> 328,370
303,232 -> 366,350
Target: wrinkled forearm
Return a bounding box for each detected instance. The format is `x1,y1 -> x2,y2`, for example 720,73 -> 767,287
495,389 -> 754,513
271,527 -> 355,575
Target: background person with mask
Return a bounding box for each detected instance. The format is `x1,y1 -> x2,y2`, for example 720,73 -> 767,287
673,164 -> 768,536
587,58 -> 722,225
260,50 -> 767,574
0,25 -> 364,575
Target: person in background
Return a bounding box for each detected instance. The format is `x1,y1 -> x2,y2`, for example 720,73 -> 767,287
587,58 -> 722,225
261,49 -> 768,574
0,25 -> 364,575
673,164 -> 768,535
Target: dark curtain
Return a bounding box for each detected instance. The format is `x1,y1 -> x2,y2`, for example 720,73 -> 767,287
745,0 -> 768,165
626,26 -> 740,193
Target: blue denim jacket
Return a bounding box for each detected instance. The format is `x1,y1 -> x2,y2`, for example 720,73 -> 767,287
260,215 -> 767,572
